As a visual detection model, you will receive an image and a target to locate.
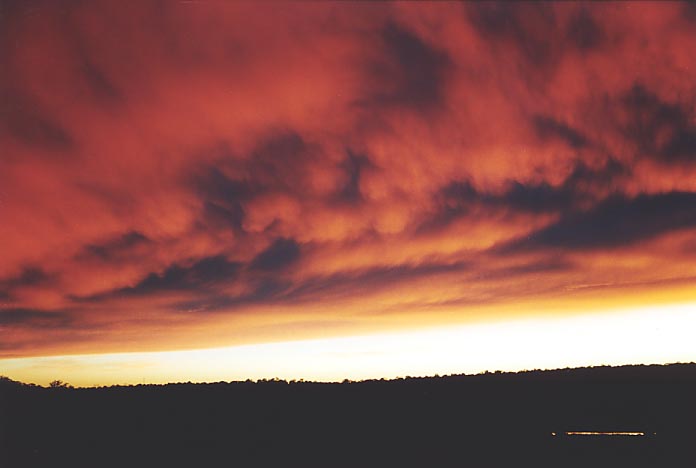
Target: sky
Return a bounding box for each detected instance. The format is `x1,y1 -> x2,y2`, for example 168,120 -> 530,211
2,1 -> 696,385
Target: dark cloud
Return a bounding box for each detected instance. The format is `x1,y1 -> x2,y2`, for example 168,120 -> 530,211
500,157 -> 627,212
1,95 -> 74,152
250,238 -> 301,272
424,178 -> 558,231
468,2 -> 558,67
78,55 -> 122,103
337,150 -> 371,204
532,115 -> 588,149
312,265 -> 430,300
59,11 -> 124,105
0,267 -> 54,300
620,84 -> 696,163
194,131 -> 313,206
565,8 -> 605,51
365,22 -> 450,111
441,180 -> 478,204
113,255 -> 241,297
1,267 -> 53,288
248,131 -> 311,192
176,259 -> 471,313
246,278 -> 292,302
501,181 -> 575,213
682,2 -> 696,22
200,200 -> 245,232
194,163 -> 255,204
423,157 -> 629,232
78,231 -> 150,262
416,180 -> 476,232
0,308 -> 72,329
563,157 -> 628,192
172,278 -> 292,314
503,191 -> 696,251
662,130 -> 696,164
191,163 -> 256,232
74,240 -> 298,305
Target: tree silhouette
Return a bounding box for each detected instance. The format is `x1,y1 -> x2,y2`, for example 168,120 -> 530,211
48,380 -> 72,389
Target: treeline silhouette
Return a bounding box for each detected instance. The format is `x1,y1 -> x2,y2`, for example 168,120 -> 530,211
2,363 -> 695,467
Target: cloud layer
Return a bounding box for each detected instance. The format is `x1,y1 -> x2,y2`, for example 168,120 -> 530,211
3,1 -> 696,357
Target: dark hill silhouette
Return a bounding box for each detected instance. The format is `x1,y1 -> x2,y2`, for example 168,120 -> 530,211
1,363 -> 695,468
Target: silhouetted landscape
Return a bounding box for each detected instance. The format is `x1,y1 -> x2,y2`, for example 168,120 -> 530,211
2,363 -> 695,467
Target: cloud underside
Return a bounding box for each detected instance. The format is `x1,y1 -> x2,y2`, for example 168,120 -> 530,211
3,1 -> 696,356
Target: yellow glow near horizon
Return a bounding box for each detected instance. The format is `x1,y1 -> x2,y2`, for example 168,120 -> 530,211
2,301 -> 696,387
565,432 -> 645,436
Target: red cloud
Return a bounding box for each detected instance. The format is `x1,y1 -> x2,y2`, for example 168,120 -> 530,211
3,2 -> 696,357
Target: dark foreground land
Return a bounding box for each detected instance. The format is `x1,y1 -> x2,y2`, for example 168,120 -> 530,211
2,364 -> 696,468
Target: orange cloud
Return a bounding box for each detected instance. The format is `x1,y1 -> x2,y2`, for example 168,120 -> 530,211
2,1 -> 696,362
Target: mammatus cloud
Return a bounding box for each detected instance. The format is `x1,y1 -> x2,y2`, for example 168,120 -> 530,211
2,1 -> 696,357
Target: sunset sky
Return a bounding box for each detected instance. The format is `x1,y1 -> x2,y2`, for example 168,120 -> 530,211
3,1 -> 696,386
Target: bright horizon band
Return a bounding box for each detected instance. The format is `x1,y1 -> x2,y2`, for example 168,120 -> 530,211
2,301 -> 695,387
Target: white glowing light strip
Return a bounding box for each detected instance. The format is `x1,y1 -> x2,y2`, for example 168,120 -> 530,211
1,301 -> 696,386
